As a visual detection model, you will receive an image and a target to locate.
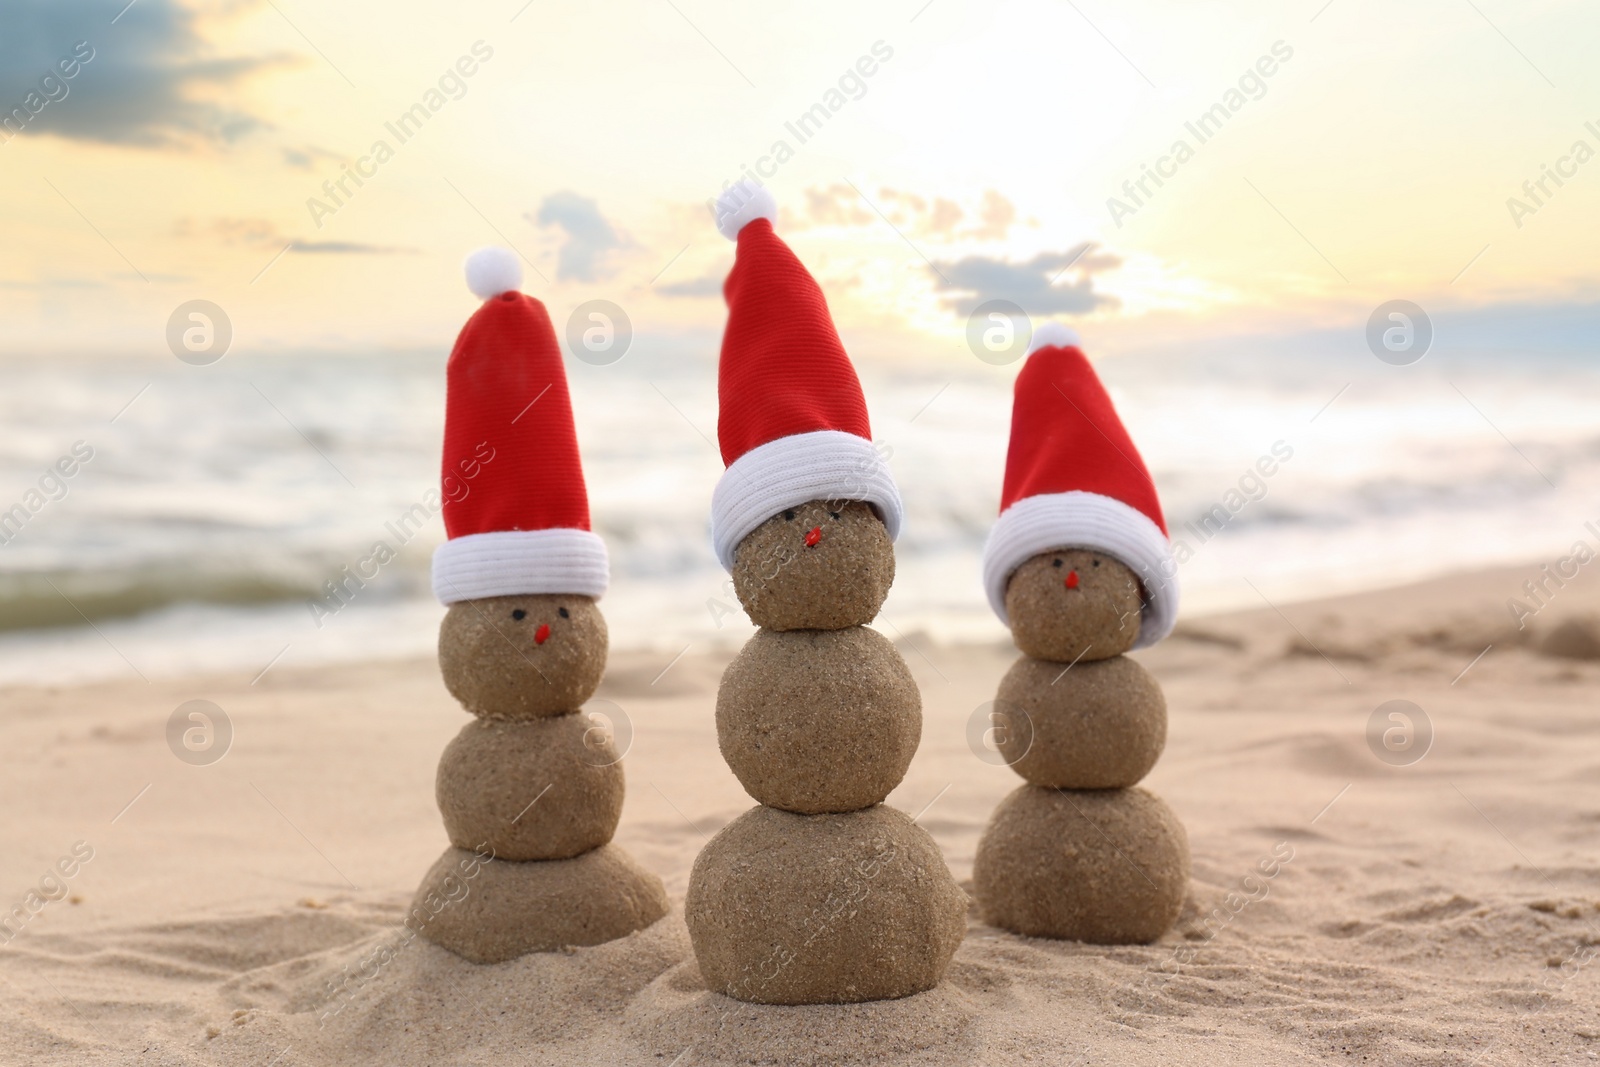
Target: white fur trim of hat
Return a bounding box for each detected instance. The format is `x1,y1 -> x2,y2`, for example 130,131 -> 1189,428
431,528 -> 609,603
981,490 -> 1177,648
710,430 -> 903,571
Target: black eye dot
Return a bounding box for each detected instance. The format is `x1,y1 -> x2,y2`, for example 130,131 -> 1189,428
511,609 -> 527,620
1052,559 -> 1063,568
558,607 -> 569,619
783,509 -> 795,521
1092,559 -> 1101,567
829,511 -> 841,521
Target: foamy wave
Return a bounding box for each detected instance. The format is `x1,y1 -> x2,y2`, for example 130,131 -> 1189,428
0,556 -> 432,633
0,341 -> 1596,683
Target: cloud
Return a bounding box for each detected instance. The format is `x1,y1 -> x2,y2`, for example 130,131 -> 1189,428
529,191 -> 627,282
925,197 -> 964,237
0,0 -> 273,148
0,278 -> 106,290
282,145 -> 341,170
657,275 -> 723,299
114,271 -> 189,282
930,243 -> 1122,317
797,184 -> 1017,241
172,217 -> 414,254
175,216 -> 279,244
967,190 -> 1015,241
806,184 -> 872,227
293,240 -> 416,255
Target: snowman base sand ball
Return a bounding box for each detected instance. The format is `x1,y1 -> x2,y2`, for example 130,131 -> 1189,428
973,323 -> 1190,945
682,182 -> 966,1005
408,249 -> 666,964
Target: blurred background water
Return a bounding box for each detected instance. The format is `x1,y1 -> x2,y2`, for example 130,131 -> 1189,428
0,327 -> 1594,685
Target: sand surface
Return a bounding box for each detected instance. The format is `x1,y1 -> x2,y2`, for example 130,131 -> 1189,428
3,564 -> 1600,1065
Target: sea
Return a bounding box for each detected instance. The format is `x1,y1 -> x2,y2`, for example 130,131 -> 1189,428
1,318 -> 1595,686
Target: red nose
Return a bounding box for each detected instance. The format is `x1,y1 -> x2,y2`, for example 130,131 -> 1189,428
1065,570 -> 1080,590
534,623 -> 550,645
804,526 -> 822,548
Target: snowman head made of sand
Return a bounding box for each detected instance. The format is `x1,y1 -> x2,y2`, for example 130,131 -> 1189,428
707,182 -> 905,634
430,248 -> 610,719
980,323 -> 1179,664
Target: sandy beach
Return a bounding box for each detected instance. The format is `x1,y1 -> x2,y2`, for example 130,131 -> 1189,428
2,562 -> 1598,1066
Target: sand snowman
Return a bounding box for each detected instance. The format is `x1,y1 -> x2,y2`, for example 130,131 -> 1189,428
683,183 -> 966,1004
408,250 -> 667,963
973,324 -> 1189,943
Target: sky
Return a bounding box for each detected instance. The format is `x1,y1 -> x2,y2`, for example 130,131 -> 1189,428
0,0 -> 1596,359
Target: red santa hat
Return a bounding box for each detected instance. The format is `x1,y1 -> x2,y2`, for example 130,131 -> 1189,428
429,247 -> 608,604
708,180 -> 902,569
981,323 -> 1177,647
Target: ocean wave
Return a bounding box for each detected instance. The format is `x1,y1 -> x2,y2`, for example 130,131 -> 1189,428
0,556 -> 431,633
1,342 -> 1597,665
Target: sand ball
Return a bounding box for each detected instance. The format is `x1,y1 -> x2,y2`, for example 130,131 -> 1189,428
436,713 -> 623,861
974,785 -> 1188,944
995,654 -> 1166,789
1004,549 -> 1144,663
684,804 -> 967,1004
732,500 -> 894,631
439,594 -> 606,718
717,627 -> 921,813
411,843 -> 668,964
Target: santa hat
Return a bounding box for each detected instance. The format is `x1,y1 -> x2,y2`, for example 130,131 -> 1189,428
708,180 -> 902,569
981,323 -> 1177,647
429,247 -> 608,604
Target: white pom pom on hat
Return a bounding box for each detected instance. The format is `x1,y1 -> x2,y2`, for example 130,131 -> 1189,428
1027,321 -> 1081,355
464,246 -> 523,299
714,178 -> 778,241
